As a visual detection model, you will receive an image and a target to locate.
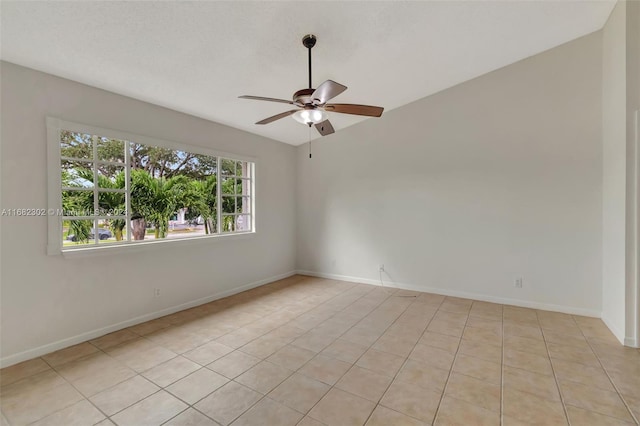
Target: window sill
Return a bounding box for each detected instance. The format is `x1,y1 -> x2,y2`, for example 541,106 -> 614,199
52,231 -> 256,259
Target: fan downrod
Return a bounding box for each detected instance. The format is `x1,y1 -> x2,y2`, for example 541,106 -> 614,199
303,34 -> 316,89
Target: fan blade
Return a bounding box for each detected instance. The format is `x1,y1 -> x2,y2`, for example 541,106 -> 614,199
255,110 -> 299,125
239,95 -> 295,105
311,80 -> 347,105
324,103 -> 384,117
315,120 -> 335,136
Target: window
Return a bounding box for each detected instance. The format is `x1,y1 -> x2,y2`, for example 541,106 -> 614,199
47,118 -> 255,254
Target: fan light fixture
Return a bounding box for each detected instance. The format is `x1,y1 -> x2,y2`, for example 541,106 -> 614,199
292,109 -> 327,125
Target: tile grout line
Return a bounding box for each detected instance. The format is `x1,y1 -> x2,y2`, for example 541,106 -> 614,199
182,281 -> 362,363
154,279 -> 368,426
128,277 -> 323,354
571,316 -> 640,425
212,280 -> 367,355
95,341 -> 221,425
62,338 -> 213,424
264,289 -> 469,423
3,284 -> 416,426
26,277 -> 355,426
431,301 -> 473,425
500,318 -> 570,414
300,288 -> 407,423
192,282 -> 392,426
303,288 -> 424,424
34,353 -> 120,426
199,281 -> 379,426
9,281 -> 355,426
85,339 -> 203,424
359,292 -> 445,425
5,278 -> 637,426
537,312 -> 572,426
156,365 -> 224,426
292,285 -> 413,422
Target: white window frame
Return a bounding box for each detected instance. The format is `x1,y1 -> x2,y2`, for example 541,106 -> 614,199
47,117 -> 256,256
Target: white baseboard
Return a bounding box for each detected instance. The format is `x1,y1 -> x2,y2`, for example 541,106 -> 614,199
0,270 -> 296,368
624,337 -> 639,348
297,269 -> 601,318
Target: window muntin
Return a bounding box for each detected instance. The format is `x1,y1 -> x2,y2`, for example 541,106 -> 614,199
54,125 -> 254,252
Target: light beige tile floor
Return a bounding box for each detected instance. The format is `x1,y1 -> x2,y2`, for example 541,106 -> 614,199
1,275 -> 639,425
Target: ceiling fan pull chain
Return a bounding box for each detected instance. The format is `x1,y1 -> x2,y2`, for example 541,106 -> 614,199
308,125 -> 312,159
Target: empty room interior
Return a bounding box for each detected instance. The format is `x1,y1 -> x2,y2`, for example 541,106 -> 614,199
1,1 -> 639,425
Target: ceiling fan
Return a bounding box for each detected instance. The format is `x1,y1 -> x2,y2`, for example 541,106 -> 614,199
239,34 -> 384,137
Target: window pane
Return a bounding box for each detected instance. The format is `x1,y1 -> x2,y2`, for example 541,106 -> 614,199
103,218 -> 127,242
167,210 -> 206,239
60,131 -> 92,159
189,153 -> 217,178
130,143 -> 217,179
97,165 -> 125,189
220,158 -> 236,176
221,215 -> 235,232
62,189 -> 93,216
221,196 -> 235,214
98,192 -> 125,216
234,178 -> 244,195
129,142 -> 218,241
221,178 -> 235,195
238,196 -> 251,214
241,179 -> 252,198
236,214 -> 251,232
201,215 -> 217,235
62,219 -> 95,246
61,160 -> 94,188
129,216 -> 149,241
130,143 -> 177,178
97,137 -> 125,163
237,161 -> 250,178
95,218 -> 122,243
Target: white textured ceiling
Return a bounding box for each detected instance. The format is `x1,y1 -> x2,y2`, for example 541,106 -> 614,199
1,1 -> 614,145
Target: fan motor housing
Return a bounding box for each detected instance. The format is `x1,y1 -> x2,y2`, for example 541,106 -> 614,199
293,88 -> 315,106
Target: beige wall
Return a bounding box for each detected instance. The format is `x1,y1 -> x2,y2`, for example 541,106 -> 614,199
0,62 -> 298,365
625,0 -> 640,346
601,0 -> 640,346
602,1 -> 628,342
296,32 -> 603,315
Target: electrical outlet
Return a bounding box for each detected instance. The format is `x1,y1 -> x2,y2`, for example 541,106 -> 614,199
154,288 -> 161,297
514,278 -> 523,288
379,264 -> 385,272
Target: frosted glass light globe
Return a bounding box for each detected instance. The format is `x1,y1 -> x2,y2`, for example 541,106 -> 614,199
292,109 -> 327,125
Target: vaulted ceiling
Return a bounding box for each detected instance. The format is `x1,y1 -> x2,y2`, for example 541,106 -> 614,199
1,1 -> 615,145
